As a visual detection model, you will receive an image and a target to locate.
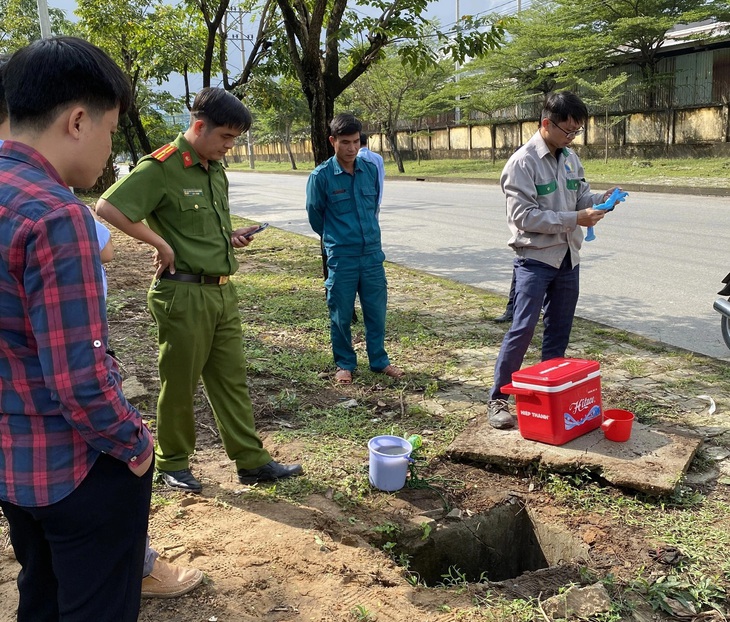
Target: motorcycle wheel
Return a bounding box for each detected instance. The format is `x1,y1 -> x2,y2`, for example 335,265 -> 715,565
722,314 -> 730,350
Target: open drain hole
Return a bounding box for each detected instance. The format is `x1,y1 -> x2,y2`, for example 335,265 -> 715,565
398,501 -> 588,587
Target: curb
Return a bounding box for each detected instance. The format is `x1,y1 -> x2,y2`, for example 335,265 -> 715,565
228,168 -> 730,197
397,176 -> 730,197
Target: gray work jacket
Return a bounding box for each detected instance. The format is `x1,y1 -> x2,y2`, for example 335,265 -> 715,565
500,130 -> 602,269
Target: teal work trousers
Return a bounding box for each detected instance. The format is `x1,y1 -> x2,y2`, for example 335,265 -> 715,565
324,251 -> 390,372
147,279 -> 272,472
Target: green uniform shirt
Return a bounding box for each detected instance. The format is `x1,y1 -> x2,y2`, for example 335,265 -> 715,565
102,133 -> 238,276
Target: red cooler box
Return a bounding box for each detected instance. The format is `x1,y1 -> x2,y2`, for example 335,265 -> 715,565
501,358 -> 602,445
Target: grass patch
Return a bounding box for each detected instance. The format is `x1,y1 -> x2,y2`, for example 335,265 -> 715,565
228,156 -> 730,188
104,212 -> 730,619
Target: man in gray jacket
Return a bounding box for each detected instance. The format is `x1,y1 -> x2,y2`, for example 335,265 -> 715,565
488,91 -> 618,429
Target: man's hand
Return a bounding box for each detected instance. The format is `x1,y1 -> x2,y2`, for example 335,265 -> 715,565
128,452 -> 153,477
577,208 -> 607,227
231,225 -> 259,248
153,241 -> 175,279
602,186 -> 623,202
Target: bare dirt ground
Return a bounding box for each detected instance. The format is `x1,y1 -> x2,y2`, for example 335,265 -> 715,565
2,232 -> 729,622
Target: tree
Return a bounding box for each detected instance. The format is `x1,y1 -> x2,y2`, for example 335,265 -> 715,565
455,2 -> 569,103
246,76 -> 310,169
0,0 -> 73,53
448,72 -> 526,164
552,0 -> 730,106
576,74 -> 629,163
184,0 -> 278,91
275,0 -> 506,164
150,3 -> 209,109
342,48 -> 452,172
76,0 -> 195,161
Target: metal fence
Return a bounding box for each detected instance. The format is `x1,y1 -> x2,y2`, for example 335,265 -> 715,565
389,47 -> 730,130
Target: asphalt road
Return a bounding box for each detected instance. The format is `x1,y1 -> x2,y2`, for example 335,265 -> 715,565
227,171 -> 730,361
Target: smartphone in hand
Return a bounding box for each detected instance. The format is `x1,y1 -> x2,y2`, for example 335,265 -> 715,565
246,222 -> 269,238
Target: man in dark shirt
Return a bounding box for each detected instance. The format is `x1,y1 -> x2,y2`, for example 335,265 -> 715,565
0,37 -> 153,622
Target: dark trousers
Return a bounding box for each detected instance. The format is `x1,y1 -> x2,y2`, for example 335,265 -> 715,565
325,251 -> 390,372
505,269 -> 516,314
0,453 -> 153,622
490,252 -> 580,401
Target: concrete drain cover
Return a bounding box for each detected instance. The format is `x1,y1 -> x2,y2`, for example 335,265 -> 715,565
399,500 -> 589,587
449,418 -> 702,496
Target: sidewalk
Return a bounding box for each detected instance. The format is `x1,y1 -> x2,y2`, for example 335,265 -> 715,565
391,175 -> 730,197
232,166 -> 730,197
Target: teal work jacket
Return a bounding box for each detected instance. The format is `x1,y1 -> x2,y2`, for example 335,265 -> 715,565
306,155 -> 382,257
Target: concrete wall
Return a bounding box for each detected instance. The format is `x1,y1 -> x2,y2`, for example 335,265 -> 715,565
242,104 -> 730,163
449,126 -> 470,150
675,107 -> 725,143
471,125 -> 492,149
430,129 -> 449,150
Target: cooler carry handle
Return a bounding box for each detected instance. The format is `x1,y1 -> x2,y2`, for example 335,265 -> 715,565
501,382 -> 534,397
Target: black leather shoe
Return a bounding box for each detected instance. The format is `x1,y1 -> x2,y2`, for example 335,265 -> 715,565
493,310 -> 514,323
158,468 -> 202,493
238,460 -> 303,485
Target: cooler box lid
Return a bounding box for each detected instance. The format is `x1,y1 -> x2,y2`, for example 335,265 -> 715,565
511,358 -> 600,393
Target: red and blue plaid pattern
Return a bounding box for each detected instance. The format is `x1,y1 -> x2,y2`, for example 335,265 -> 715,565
0,141 -> 152,507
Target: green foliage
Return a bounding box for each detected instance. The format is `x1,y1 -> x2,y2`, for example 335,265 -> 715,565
461,2 -> 568,99
76,0 -> 199,158
454,0 -> 730,119
370,521 -> 400,538
350,604 -> 374,622
340,44 -> 455,168
273,0 -> 506,163
419,521 -> 432,541
552,0 -> 730,91
630,571 -> 727,617
243,75 -> 310,168
0,0 -> 74,53
576,73 -> 629,162
76,0 -> 203,85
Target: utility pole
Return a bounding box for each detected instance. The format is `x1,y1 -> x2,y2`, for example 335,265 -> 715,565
454,0 -> 461,123
226,8 -> 255,169
37,0 -> 52,38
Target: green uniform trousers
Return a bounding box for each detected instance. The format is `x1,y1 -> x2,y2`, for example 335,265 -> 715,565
147,278 -> 272,472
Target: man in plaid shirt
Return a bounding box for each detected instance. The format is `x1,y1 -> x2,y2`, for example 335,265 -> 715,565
0,37 -> 153,622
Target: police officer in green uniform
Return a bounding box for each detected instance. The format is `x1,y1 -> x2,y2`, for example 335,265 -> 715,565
97,88 -> 302,493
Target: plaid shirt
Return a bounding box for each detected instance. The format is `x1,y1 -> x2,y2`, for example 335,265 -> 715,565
0,141 -> 153,507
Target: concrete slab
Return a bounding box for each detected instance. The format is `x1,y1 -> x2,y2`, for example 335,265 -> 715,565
448,419 -> 703,496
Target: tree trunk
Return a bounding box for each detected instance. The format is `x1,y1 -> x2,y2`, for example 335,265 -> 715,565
84,154 -> 117,194
307,84 -> 335,165
126,104 -> 152,155
121,116 -> 139,166
385,130 -> 404,173
491,124 -> 497,165
285,125 -> 297,170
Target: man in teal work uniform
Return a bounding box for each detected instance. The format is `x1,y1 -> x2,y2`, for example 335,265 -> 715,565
97,87 -> 302,492
306,113 -> 403,385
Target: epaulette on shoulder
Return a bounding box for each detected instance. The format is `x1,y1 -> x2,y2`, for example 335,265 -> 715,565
150,144 -> 178,162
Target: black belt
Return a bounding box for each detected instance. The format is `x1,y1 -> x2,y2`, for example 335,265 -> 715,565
160,270 -> 230,285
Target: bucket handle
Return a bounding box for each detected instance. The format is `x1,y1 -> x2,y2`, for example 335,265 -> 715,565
500,382 -> 535,397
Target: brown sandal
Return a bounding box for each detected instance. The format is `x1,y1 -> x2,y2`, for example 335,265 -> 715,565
379,364 -> 404,379
334,368 -> 353,384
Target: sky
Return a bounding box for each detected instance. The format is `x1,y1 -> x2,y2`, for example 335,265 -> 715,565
46,0 -> 525,96
49,0 -> 524,23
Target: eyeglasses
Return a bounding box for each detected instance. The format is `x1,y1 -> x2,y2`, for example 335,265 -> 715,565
551,120 -> 584,139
